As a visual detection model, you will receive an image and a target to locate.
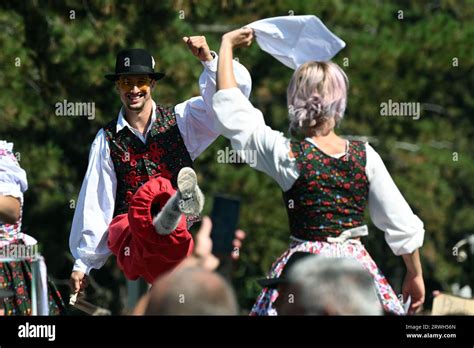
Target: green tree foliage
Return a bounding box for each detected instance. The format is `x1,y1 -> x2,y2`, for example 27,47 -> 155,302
0,0 -> 472,313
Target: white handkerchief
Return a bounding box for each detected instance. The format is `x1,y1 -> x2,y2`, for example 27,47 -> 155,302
247,15 -> 346,69
403,295 -> 411,313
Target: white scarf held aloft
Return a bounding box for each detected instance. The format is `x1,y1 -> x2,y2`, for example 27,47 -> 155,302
247,15 -> 346,69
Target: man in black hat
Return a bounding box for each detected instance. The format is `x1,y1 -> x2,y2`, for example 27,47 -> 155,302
69,36 -> 252,293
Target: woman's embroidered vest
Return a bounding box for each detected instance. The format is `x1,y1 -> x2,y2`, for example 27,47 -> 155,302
283,140 -> 369,240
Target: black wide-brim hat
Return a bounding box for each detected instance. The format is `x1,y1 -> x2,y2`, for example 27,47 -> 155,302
105,48 -> 165,81
257,251 -> 314,289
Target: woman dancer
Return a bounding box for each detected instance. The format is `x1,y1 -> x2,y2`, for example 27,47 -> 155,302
0,140 -> 65,315
212,28 -> 425,315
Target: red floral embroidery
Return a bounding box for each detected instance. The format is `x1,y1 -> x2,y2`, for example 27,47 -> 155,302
283,140 -> 369,240
104,104 -> 193,216
1,241 -> 65,315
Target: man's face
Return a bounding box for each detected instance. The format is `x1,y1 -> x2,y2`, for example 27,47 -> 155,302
116,75 -> 155,112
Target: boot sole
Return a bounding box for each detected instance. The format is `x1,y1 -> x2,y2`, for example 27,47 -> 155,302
177,167 -> 199,215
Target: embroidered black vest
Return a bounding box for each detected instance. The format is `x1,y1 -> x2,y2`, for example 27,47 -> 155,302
104,104 -> 193,217
283,140 -> 369,240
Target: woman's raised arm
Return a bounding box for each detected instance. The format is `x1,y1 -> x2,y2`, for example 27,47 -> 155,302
217,28 -> 254,91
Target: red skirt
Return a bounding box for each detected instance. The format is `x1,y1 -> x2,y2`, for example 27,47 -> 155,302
107,176 -> 194,284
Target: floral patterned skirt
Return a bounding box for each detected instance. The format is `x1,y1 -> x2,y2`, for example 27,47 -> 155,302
250,238 -> 405,315
0,259 -> 65,316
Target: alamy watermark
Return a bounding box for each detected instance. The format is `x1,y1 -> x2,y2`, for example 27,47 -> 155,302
380,99 -> 421,120
55,99 -> 95,120
18,322 -> 55,341
216,147 -> 257,167
0,243 -> 39,259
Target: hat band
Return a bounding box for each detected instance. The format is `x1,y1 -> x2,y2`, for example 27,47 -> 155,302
117,65 -> 155,75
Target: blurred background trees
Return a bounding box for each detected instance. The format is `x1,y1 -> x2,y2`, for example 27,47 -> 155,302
0,0 -> 472,313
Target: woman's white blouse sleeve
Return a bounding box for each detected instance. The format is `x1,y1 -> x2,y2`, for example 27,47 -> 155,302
365,143 -> 425,255
175,53 -> 252,161
0,142 -> 28,202
212,88 -> 298,191
212,92 -> 424,255
69,130 -> 117,274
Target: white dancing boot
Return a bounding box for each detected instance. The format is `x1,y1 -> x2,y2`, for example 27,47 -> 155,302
153,167 -> 204,235
176,167 -> 204,217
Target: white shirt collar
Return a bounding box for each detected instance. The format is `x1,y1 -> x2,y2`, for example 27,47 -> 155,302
116,100 -> 157,141
305,137 -> 349,159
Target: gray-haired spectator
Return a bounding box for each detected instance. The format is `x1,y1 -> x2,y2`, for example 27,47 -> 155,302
145,266 -> 238,315
280,255 -> 383,315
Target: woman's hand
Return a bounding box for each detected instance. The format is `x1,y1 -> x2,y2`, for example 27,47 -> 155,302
401,248 -> 424,314
222,28 -> 254,49
402,271 -> 425,315
70,271 -> 88,294
217,28 -> 253,90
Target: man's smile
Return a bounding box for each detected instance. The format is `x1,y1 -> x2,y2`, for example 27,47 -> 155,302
127,92 -> 146,104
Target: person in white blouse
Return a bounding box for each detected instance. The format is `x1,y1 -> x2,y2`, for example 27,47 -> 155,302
212,28 -> 425,315
69,37 -> 252,294
1,140 -> 65,315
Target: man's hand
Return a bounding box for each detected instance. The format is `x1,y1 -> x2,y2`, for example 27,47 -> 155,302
70,271 -> 87,294
402,272 -> 425,315
182,36 -> 213,62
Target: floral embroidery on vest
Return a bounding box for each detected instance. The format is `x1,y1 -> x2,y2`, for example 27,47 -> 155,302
104,104 -> 193,217
283,140 -> 369,240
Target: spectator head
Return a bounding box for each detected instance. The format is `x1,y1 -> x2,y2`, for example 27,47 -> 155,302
257,251 -> 312,314
287,61 -> 348,137
145,266 -> 238,315
281,255 -> 383,315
